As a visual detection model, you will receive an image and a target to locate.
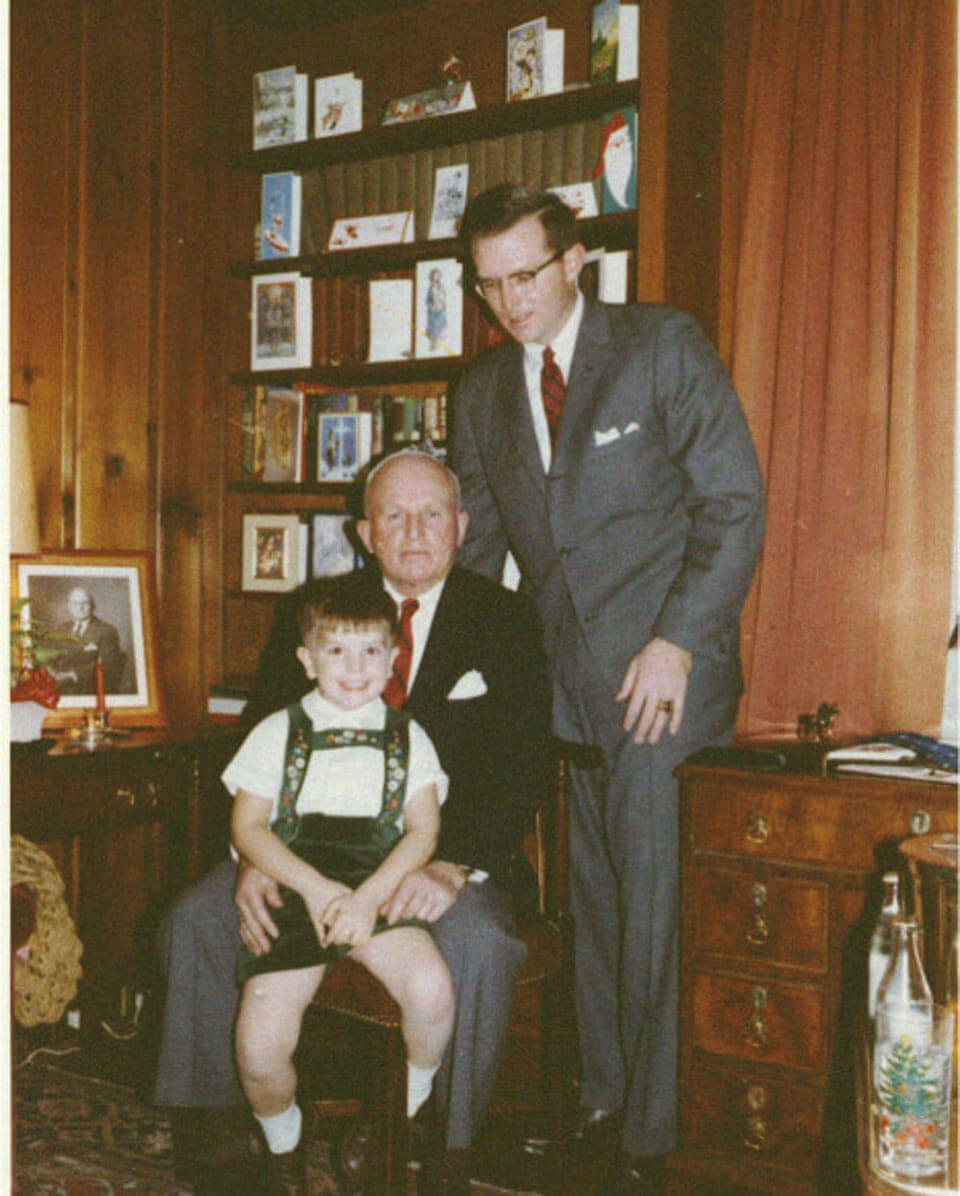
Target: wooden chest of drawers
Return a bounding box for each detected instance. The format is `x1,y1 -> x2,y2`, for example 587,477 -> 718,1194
668,760 -> 957,1195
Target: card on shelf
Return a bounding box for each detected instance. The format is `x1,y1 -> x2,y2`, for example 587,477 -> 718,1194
259,172 -> 301,259
252,65 -> 308,149
251,273 -> 312,371
316,411 -> 372,482
590,1 -> 639,85
261,386 -> 306,482
367,278 -> 414,362
309,512 -> 357,577
506,17 -> 564,102
429,163 -> 470,239
314,71 -> 363,138
595,106 -> 637,213
548,181 -> 599,218
241,512 -> 304,592
382,80 -> 476,125
415,259 -> 463,359
328,210 -> 414,251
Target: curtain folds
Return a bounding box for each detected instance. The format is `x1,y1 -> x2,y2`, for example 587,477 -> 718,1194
730,0 -> 956,736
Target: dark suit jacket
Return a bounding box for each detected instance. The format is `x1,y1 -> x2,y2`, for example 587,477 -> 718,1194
450,299 -> 766,738
245,566 -> 554,901
53,615 -> 127,694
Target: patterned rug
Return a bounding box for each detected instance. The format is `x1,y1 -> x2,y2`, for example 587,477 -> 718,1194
13,1055 -> 533,1194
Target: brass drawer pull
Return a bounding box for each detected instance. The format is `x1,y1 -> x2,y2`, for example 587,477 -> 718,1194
746,882 -> 770,944
745,813 -> 769,845
746,985 -> 768,1049
911,808 -> 932,835
743,1084 -> 768,1151
115,782 -> 159,810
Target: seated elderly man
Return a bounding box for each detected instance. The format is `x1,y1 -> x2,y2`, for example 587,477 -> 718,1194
154,450 -> 554,1196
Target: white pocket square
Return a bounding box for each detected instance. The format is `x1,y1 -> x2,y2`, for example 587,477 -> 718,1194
624,421 -> 640,435
594,426 -> 621,446
447,670 -> 487,700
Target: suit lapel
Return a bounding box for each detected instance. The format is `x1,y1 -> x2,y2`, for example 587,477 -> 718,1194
497,346 -> 546,496
551,299 -> 618,475
408,570 -> 463,709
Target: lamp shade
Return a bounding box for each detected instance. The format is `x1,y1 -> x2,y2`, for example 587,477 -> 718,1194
10,397 -> 41,554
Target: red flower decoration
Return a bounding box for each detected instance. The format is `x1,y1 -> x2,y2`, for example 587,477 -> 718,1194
12,667 -> 61,709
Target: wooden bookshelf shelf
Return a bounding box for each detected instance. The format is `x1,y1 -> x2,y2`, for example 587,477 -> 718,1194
232,212 -> 637,278
229,359 -> 463,387
227,480 -> 356,496
233,80 -> 639,173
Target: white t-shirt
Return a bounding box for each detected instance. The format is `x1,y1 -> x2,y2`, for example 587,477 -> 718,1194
222,690 -> 448,830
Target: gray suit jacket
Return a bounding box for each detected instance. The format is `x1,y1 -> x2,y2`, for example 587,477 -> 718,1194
450,298 -> 765,736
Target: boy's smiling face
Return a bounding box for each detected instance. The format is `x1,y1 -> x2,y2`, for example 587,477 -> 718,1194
297,622 -> 397,710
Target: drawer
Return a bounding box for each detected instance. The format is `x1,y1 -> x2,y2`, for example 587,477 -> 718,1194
683,1061 -> 824,1176
691,865 -> 829,973
683,772 -> 956,870
692,971 -> 828,1071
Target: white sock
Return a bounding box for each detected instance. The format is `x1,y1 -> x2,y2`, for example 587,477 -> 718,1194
255,1100 -> 302,1154
407,1062 -> 440,1118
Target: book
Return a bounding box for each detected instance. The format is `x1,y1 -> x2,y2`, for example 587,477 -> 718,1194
590,1 -> 639,85
415,259 -> 463,358
328,210 -> 415,251
368,278 -> 413,362
316,411 -> 372,482
381,80 -> 476,125
428,163 -> 470,240
241,386 -> 267,478
252,65 -> 307,150
262,386 -> 306,482
595,106 -> 637,213
548,181 -> 599,218
260,172 -> 301,259
314,71 -> 363,138
506,17 -> 564,102
251,273 -> 312,371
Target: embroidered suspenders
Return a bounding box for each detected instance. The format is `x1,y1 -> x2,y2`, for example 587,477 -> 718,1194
272,702 -> 410,845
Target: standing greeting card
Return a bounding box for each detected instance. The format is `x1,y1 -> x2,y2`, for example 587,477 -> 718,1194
260,172 -> 302,259
428,164 -> 470,239
415,259 -> 463,359
251,273 -> 312,370
594,106 -> 637,213
506,17 -> 564,102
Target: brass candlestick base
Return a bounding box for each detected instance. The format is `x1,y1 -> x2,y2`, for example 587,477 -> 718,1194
75,709 -> 111,745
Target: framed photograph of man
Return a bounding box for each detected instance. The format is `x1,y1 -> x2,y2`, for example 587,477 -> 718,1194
11,550 -> 166,729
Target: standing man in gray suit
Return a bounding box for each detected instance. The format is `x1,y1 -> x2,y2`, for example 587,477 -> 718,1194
450,184 -> 765,1193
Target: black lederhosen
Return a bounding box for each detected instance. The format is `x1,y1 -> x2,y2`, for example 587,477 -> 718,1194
238,702 -> 423,982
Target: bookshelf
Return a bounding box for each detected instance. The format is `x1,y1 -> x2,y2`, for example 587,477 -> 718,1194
223,58 -> 642,685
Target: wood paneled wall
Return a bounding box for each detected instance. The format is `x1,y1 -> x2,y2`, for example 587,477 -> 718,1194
10,0 -> 727,730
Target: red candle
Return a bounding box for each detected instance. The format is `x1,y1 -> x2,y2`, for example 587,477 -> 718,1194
95,658 -> 106,714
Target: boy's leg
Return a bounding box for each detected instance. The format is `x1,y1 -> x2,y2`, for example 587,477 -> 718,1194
236,964 -> 325,1119
352,927 -> 454,1100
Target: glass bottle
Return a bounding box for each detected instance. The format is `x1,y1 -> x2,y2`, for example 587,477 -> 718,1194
875,917 -> 933,1045
868,872 -> 902,1017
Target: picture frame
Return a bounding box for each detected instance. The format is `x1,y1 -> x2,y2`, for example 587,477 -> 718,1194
309,512 -> 357,579
242,513 -> 305,592
11,550 -> 167,729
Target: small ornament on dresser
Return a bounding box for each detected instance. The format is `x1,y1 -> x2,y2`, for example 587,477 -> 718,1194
796,701 -> 839,742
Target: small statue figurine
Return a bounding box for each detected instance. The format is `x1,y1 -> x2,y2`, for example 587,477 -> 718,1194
438,53 -> 465,85
796,702 -> 840,742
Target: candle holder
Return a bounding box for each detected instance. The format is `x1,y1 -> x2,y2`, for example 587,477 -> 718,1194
73,708 -> 112,746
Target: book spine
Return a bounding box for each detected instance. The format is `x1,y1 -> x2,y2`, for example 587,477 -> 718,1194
522,128 -> 544,188
328,277 -> 344,366
564,121 -> 585,184
542,125 -> 565,188
504,132 -> 524,187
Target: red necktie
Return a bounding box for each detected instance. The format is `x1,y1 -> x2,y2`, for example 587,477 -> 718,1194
541,346 -> 565,444
383,598 -> 418,709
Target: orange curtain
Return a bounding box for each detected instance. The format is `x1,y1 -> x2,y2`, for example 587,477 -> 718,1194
729,0 -> 956,737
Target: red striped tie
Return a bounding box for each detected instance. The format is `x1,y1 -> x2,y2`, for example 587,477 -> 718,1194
541,346 -> 565,444
383,598 -> 418,709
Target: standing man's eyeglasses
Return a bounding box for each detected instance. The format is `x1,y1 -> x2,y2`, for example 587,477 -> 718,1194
473,250 -> 565,303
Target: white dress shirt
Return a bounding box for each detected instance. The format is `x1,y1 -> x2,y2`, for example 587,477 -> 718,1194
522,291 -> 584,471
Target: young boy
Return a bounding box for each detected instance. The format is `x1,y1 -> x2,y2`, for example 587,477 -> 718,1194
224,573 -> 453,1191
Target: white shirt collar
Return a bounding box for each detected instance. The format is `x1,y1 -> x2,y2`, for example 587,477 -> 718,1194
301,689 -> 387,729
523,290 -> 584,381
382,575 -> 446,623
382,575 -> 446,689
